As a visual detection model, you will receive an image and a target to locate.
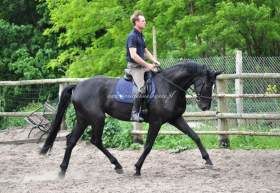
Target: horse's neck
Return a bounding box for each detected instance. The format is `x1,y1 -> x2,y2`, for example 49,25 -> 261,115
161,66 -> 195,90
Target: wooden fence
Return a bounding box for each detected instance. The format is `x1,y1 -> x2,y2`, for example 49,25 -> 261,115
133,72 -> 280,147
1,73 -> 280,147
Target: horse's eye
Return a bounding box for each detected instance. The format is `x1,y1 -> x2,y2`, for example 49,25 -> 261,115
196,80 -> 203,86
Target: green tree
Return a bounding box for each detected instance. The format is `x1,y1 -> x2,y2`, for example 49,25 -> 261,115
137,0 -> 280,57
0,0 -> 60,121
45,0 -> 130,77
0,0 -> 60,80
202,1 -> 280,56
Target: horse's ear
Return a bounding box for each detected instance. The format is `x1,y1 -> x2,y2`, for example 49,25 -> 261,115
214,71 -> 223,77
207,70 -> 222,77
208,70 -> 223,81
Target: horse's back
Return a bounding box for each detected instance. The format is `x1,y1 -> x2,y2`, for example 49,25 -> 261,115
72,76 -> 118,104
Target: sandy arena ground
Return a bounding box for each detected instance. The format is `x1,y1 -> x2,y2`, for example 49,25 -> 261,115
0,128 -> 279,193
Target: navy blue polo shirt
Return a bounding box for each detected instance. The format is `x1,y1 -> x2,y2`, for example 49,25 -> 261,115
126,28 -> 146,63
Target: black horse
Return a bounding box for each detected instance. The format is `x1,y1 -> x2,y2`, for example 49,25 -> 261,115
40,61 -> 221,176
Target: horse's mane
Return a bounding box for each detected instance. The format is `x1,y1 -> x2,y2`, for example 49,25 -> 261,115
161,60 -> 207,75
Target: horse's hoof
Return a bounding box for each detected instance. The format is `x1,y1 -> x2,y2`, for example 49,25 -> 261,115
133,172 -> 141,177
39,145 -> 52,155
39,147 -> 48,155
206,159 -> 213,166
115,168 -> 124,174
58,170 -> 66,179
205,164 -> 214,169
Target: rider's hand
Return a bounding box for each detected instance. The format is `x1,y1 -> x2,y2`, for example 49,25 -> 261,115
154,60 -> 160,66
146,63 -> 156,71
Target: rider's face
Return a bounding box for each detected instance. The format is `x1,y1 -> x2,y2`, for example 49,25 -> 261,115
135,15 -> 146,30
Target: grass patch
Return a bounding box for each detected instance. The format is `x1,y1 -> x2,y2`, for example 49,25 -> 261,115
153,135 -> 219,150
152,135 -> 280,150
229,136 -> 280,149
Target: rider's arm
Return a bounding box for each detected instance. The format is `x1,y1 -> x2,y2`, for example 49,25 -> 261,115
129,48 -> 154,70
144,48 -> 160,65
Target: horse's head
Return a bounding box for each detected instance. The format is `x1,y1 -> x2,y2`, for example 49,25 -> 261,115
193,69 -> 222,111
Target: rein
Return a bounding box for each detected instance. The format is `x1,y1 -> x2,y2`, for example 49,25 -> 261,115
155,67 -> 213,100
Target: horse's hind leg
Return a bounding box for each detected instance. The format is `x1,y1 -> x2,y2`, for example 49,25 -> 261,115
170,116 -> 213,165
59,116 -> 87,177
90,116 -> 123,174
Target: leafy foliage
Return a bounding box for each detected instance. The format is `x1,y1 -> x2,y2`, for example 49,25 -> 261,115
44,0 -> 128,77
2,0 -> 279,80
41,0 -> 280,78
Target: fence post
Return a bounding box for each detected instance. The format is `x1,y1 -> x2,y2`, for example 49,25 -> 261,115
59,83 -> 67,130
217,79 -> 230,148
235,50 -> 244,126
132,122 -> 144,144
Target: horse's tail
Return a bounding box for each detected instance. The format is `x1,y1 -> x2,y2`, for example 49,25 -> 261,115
40,85 -> 76,154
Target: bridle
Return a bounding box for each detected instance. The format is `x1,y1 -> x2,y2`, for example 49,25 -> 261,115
193,79 -> 214,101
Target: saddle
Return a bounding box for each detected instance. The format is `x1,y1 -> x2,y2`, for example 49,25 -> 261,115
114,70 -> 156,105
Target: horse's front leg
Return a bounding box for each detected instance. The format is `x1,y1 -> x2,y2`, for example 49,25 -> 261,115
134,122 -> 161,176
169,116 -> 213,166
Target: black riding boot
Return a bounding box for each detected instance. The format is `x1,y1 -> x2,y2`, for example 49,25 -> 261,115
130,92 -> 144,122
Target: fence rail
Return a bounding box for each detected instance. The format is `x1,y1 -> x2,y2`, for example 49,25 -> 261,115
1,73 -> 279,86
0,78 -> 86,86
217,73 -> 280,79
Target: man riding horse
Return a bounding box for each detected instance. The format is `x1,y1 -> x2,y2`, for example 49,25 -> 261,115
126,10 -> 160,122
40,10 -> 222,177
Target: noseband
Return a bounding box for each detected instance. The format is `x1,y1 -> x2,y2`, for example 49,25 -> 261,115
194,80 -> 213,101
